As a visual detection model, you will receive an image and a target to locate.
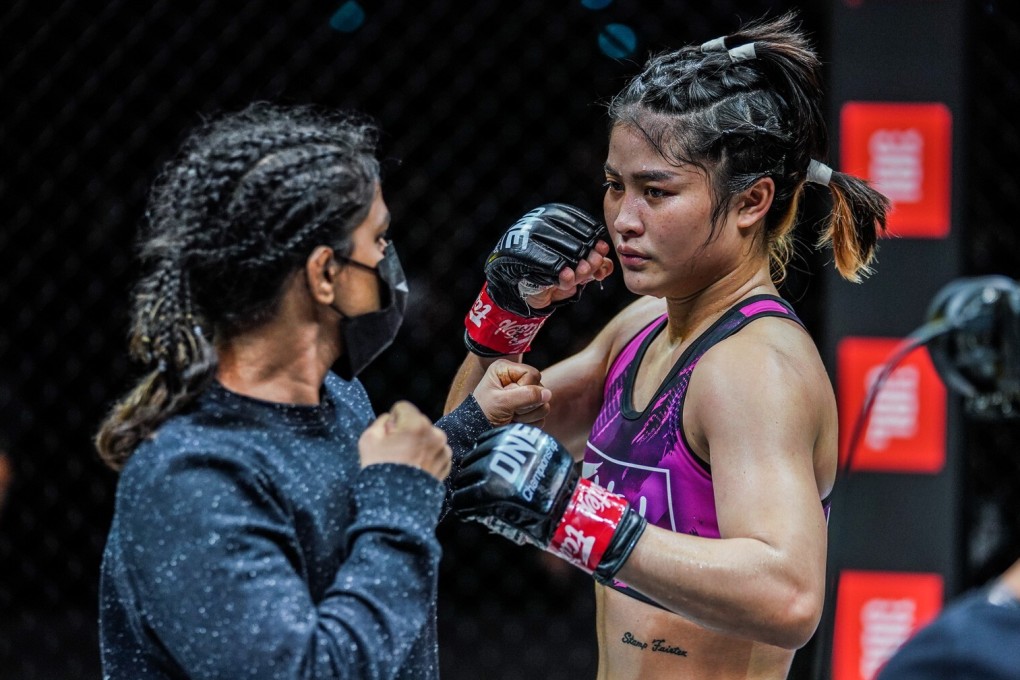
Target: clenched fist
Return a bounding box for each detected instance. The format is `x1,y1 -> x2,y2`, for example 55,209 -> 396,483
359,401 -> 452,481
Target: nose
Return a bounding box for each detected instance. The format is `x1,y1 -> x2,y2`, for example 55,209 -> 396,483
609,194 -> 643,238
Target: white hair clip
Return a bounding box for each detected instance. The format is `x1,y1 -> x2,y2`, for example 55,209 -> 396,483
701,36 -> 727,52
727,43 -> 756,63
806,159 -> 833,186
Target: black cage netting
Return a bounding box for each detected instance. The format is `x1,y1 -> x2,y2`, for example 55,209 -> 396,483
1,1 -> 1017,679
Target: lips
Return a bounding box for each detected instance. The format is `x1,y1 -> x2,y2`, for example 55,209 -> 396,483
615,244 -> 650,267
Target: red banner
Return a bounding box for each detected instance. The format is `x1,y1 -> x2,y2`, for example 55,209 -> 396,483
837,337 -> 947,473
840,102 -> 952,238
832,570 -> 944,680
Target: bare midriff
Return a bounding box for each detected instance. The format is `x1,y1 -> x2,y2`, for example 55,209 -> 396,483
594,585 -> 794,680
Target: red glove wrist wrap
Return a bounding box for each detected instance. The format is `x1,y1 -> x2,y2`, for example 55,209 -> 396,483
464,283 -> 548,355
548,478 -> 629,574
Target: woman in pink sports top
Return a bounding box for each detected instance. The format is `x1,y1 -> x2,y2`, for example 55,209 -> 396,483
447,11 -> 890,680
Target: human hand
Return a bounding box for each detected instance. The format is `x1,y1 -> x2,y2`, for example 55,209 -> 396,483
464,203 -> 612,357
451,424 -> 646,582
518,239 -> 614,311
472,359 -> 552,428
483,203 -> 610,317
359,401 -> 452,481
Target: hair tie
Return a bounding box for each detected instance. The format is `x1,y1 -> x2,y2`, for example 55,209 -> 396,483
701,36 -> 727,52
806,159 -> 833,186
727,43 -> 756,63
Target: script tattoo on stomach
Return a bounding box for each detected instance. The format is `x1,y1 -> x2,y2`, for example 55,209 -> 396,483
620,632 -> 688,657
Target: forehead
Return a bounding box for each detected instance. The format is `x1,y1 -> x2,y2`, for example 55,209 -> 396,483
605,124 -> 703,180
352,185 -> 389,233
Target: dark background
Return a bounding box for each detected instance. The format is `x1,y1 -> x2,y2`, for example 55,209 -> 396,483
1,1 -> 1017,678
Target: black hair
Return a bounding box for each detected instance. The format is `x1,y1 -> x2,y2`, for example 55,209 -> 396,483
96,102 -> 380,470
607,11 -> 890,283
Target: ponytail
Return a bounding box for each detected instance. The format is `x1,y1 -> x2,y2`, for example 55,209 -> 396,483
95,259 -> 217,471
804,161 -> 891,283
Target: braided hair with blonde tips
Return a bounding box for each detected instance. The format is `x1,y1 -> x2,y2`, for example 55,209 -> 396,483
96,103 -> 381,470
606,11 -> 890,284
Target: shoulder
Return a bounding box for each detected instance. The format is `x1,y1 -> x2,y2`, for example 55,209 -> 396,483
696,314 -> 823,393
559,294 -> 666,386
550,294 -> 664,377
123,421 -> 262,490
117,402 -> 283,509
877,591 -> 1001,678
686,313 -> 832,442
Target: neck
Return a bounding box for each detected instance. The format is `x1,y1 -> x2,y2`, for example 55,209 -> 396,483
663,264 -> 776,345
216,326 -> 335,405
216,277 -> 341,405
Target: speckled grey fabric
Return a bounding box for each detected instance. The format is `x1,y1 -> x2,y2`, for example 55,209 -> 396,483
433,394 -> 491,522
100,373 -> 490,679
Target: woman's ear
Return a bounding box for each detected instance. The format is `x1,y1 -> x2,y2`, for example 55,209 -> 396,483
305,246 -> 338,305
734,176 -> 775,230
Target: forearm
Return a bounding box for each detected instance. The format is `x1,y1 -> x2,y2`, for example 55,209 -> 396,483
435,393 -> 491,458
616,525 -> 826,649
313,464 -> 445,674
275,466 -> 446,677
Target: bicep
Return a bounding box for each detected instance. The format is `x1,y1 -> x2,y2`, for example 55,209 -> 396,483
690,341 -> 829,568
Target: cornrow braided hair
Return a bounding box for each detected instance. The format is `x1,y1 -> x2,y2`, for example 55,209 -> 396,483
96,102 -> 381,470
607,10 -> 890,284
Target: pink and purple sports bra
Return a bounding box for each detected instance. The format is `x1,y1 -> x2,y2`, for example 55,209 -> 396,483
582,295 -> 828,603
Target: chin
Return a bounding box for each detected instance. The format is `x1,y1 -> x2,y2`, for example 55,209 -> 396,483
621,270 -> 665,297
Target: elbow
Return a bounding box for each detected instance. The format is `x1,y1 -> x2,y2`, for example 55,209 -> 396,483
766,585 -> 823,650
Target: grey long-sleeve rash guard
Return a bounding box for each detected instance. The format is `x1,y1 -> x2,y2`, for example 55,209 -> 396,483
100,372 -> 491,679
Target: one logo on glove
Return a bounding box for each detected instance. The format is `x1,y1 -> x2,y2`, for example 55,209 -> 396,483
495,206 -> 548,252
488,424 -> 553,502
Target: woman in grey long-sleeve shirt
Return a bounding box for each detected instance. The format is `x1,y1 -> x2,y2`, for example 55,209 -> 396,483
94,103 -> 550,679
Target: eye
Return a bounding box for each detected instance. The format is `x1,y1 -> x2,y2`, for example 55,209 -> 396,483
645,187 -> 668,199
602,180 -> 623,193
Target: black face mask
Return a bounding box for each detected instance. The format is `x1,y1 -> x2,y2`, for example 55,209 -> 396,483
332,245 -> 408,380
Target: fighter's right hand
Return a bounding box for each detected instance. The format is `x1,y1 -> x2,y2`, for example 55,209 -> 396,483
464,203 -> 609,357
359,401 -> 452,481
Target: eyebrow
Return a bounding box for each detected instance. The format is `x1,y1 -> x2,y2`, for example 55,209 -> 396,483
603,163 -> 679,182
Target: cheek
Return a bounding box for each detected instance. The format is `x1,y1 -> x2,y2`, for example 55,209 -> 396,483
602,195 -> 618,230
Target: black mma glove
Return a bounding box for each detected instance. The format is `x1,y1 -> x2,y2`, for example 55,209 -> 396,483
451,423 -> 646,584
464,203 -> 608,356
